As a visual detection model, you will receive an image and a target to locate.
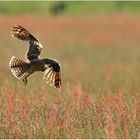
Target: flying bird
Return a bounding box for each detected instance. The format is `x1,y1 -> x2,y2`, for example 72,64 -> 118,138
9,25 -> 61,89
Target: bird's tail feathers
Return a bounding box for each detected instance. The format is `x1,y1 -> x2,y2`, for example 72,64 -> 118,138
9,56 -> 30,79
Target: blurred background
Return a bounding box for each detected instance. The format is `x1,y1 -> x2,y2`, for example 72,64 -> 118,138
0,2 -> 140,138
0,1 -> 140,139
0,1 -> 140,99
0,1 -> 140,15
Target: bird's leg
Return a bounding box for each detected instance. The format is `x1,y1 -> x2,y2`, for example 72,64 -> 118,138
22,73 -> 30,85
22,76 -> 28,85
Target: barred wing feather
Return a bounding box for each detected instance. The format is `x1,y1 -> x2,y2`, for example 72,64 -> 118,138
42,58 -> 62,89
11,24 -> 43,61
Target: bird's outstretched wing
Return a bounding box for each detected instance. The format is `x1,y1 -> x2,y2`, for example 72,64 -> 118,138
11,25 -> 43,61
31,58 -> 61,89
40,58 -> 62,89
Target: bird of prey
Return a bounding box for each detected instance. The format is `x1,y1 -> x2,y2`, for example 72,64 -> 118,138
9,25 -> 61,89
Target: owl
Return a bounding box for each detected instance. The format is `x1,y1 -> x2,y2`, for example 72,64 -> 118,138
9,25 -> 61,89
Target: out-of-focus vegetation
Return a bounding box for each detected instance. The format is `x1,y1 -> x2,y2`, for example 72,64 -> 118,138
0,13 -> 140,138
0,1 -> 140,139
0,1 -> 140,16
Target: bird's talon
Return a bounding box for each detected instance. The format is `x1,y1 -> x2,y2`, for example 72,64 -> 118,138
22,78 -> 27,85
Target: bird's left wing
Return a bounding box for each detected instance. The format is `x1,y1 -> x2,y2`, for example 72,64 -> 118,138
41,58 -> 62,89
11,25 -> 43,61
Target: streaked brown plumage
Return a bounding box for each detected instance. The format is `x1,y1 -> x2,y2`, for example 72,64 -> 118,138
9,25 -> 61,89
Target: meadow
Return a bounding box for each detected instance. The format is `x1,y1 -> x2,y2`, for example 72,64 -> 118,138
0,2 -> 140,139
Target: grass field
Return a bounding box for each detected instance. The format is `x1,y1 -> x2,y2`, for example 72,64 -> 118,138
0,11 -> 140,138
1,1 -> 140,15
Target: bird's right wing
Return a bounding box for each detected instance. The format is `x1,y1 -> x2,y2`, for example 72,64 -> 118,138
41,58 -> 62,89
11,25 -> 43,61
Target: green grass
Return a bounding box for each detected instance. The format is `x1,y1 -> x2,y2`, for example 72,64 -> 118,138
0,1 -> 140,16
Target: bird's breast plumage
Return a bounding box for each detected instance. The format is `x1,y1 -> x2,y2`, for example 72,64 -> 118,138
31,61 -> 45,71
